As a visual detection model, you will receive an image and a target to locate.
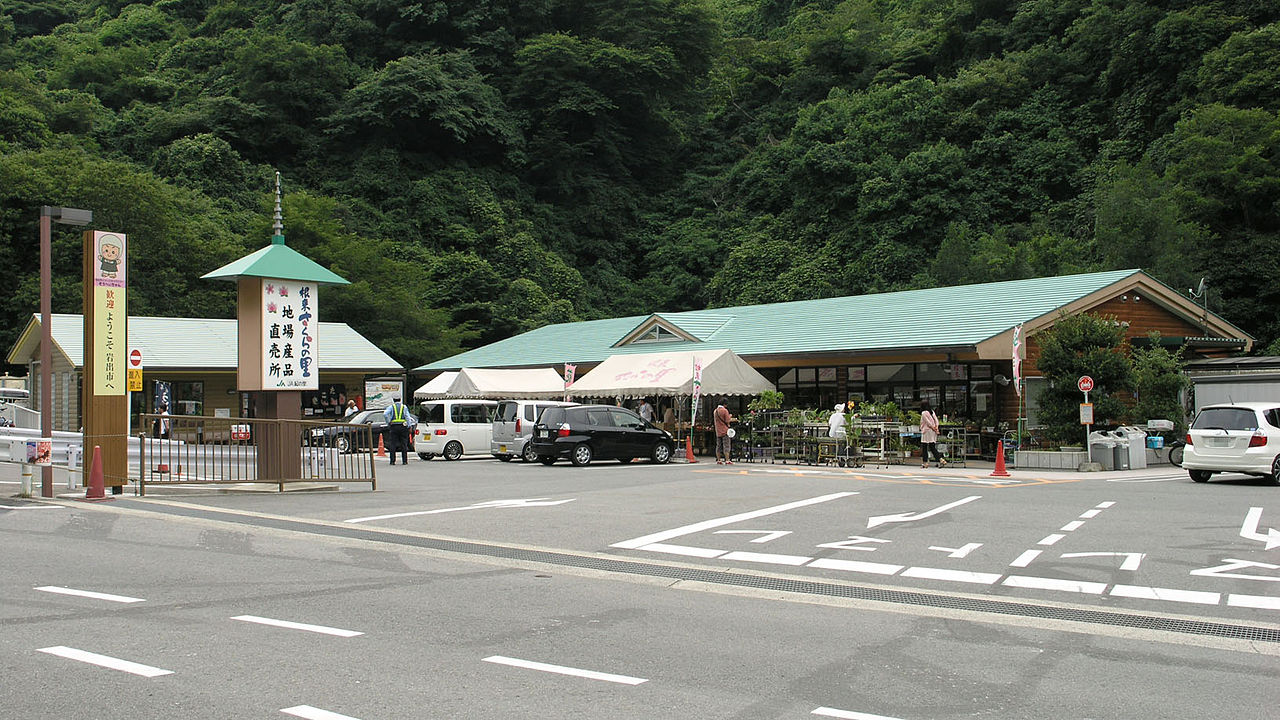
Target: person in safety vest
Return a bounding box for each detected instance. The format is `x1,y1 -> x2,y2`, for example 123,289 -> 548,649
383,396 -> 412,465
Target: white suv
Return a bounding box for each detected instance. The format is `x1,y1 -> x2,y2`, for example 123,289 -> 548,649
416,400 -> 497,460
492,400 -> 577,462
1182,402 -> 1280,484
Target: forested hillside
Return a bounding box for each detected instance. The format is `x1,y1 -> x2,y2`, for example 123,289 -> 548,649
3,0 -> 1279,370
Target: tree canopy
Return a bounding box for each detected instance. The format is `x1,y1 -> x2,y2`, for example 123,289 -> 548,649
3,0 -> 1279,371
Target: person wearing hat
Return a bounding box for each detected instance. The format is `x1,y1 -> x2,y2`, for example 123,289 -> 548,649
383,396 -> 412,465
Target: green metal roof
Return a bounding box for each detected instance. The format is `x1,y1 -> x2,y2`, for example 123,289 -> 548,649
29,314 -> 400,371
202,239 -> 350,285
419,269 -> 1145,371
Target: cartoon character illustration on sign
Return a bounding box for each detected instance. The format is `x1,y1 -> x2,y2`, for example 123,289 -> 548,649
98,237 -> 122,278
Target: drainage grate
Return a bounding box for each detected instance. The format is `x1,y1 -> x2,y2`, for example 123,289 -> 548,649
134,502 -> 1280,644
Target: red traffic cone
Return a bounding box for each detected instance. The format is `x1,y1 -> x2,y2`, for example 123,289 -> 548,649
85,445 -> 107,500
376,434 -> 387,458
685,436 -> 698,463
990,440 -> 1011,477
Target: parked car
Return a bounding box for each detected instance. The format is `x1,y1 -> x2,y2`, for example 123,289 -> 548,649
309,408 -> 417,454
1182,402 -> 1280,484
416,399 -> 498,460
492,400 -> 578,462
530,404 -> 674,467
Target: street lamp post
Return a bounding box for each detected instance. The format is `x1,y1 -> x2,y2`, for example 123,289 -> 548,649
39,205 -> 92,497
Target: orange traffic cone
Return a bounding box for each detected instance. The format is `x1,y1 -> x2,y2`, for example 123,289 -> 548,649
84,445 -> 108,501
685,436 -> 698,463
377,434 -> 387,458
990,440 -> 1011,477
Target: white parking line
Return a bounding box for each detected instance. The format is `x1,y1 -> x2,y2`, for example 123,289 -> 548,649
1228,594 -> 1280,610
1109,585 -> 1219,605
482,655 -> 647,685
721,551 -> 812,566
640,543 -> 727,558
813,707 -> 904,720
281,706 -> 361,720
37,646 -> 172,677
35,586 -> 144,603
1003,576 -> 1106,594
0,503 -> 64,509
1037,533 -> 1066,546
807,558 -> 903,575
1009,549 -> 1042,567
1060,520 -> 1085,531
232,615 -> 363,637
900,567 -> 1001,585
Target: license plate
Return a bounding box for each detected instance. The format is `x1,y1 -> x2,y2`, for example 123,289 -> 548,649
499,445 -> 507,452
1206,437 -> 1232,448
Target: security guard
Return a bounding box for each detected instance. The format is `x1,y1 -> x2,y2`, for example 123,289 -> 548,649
383,396 -> 411,465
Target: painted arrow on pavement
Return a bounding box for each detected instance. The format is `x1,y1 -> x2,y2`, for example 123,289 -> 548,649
1240,507 -> 1280,550
867,495 -> 982,529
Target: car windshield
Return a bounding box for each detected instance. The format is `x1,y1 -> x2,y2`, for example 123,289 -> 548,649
1192,407 -> 1259,431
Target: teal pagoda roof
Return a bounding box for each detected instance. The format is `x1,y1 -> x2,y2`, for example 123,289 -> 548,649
201,172 -> 349,286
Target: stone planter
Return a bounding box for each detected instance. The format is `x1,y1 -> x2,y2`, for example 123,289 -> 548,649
1015,449 -> 1088,470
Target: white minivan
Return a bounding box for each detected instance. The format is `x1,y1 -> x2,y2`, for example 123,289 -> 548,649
416,400 -> 498,460
492,400 -> 577,462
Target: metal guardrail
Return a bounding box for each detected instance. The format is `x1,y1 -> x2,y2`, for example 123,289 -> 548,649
138,414 -> 377,495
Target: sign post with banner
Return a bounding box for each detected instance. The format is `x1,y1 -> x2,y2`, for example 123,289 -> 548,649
1078,375 -> 1094,451
82,230 -> 128,491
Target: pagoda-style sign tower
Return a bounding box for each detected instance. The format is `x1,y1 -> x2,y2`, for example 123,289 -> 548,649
202,173 -> 349,481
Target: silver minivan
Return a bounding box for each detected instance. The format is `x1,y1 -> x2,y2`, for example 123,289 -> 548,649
492,400 -> 577,462
416,400 -> 498,460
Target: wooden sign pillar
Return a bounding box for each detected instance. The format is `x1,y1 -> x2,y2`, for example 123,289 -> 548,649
237,276 -> 304,482
82,230 -> 128,488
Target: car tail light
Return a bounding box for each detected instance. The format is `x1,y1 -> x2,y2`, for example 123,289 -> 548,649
557,422 -> 571,438
515,418 -> 522,433
1249,432 -> 1268,447
435,429 -> 448,436
1185,432 -> 1192,446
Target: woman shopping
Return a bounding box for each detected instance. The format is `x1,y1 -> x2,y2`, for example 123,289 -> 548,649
919,401 -> 946,469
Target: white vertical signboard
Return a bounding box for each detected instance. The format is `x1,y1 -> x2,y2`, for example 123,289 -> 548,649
91,231 -> 127,396
261,280 -> 318,390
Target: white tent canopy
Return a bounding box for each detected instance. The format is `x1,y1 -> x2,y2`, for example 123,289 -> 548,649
568,349 -> 774,398
413,371 -> 459,400
416,368 -> 566,400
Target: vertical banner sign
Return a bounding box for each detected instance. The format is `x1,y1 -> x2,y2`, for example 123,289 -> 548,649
91,231 -> 127,395
261,280 -> 319,390
690,358 -> 703,420
564,363 -> 576,402
1012,323 -> 1023,397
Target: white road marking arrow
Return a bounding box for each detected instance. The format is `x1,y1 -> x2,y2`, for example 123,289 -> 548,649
1190,558 -> 1280,582
866,496 -> 982,529
1239,507 -> 1280,550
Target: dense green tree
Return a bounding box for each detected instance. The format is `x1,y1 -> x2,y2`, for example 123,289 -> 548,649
1129,333 -> 1190,432
1034,312 -> 1132,446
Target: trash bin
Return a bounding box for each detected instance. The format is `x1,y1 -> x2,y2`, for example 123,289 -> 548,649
1112,435 -> 1130,470
1117,425 -> 1148,469
1089,431 -> 1116,471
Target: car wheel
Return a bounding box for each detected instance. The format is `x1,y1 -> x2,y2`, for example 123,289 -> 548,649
418,452 -> 434,460
1270,456 -> 1280,486
443,441 -> 463,461
617,457 -> 633,464
570,443 -> 593,467
521,442 -> 539,463
538,456 -> 557,466
333,435 -> 350,454
1189,469 -> 1212,483
651,442 -> 672,464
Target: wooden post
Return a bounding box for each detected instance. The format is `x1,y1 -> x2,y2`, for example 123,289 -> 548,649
82,230 -> 127,489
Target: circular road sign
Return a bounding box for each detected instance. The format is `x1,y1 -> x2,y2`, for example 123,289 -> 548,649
129,348 -> 142,368
1078,375 -> 1094,393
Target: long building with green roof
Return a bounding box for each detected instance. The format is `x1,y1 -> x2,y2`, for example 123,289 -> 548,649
420,269 -> 1250,429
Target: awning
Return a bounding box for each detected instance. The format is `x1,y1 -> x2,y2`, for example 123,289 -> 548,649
413,371 -> 458,400
415,368 -> 566,400
567,349 -> 774,398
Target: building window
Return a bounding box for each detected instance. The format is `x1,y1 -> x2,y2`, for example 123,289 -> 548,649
175,381 -> 204,416
631,325 -> 682,344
